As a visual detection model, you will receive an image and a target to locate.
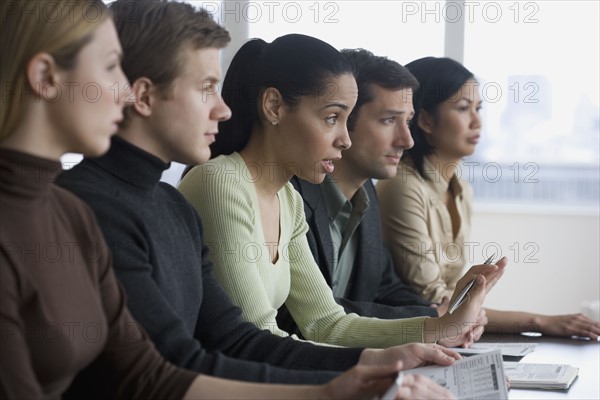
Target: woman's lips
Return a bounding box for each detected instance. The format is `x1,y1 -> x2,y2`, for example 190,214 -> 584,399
322,160 -> 334,173
467,135 -> 480,145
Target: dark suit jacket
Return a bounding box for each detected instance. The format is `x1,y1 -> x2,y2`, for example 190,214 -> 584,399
277,177 -> 437,336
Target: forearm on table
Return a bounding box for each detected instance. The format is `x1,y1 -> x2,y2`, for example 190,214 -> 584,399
484,309 -> 540,333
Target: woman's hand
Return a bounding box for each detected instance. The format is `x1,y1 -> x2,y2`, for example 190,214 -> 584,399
432,296 -> 450,316
358,343 -> 461,370
426,273 -> 487,347
450,308 -> 488,348
429,257 -> 508,347
450,257 -> 508,304
533,313 -> 600,340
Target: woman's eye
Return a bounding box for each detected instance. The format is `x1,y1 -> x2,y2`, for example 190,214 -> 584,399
325,116 -> 337,125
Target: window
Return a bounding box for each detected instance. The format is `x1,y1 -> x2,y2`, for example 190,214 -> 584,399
87,1 -> 598,209
247,1 -> 446,65
462,0 -> 599,207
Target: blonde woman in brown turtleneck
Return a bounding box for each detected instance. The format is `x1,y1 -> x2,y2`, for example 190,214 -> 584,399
0,1 -> 451,399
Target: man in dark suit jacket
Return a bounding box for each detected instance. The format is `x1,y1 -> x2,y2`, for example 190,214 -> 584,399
277,49 -> 444,336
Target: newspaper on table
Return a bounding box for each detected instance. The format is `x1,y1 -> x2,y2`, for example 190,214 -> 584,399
503,362 -> 579,390
451,342 -> 537,357
402,350 -> 508,399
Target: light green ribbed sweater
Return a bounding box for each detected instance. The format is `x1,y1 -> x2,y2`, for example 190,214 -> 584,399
179,152 -> 426,348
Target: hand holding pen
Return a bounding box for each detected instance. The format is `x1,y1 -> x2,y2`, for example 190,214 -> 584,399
430,256 -> 508,347
448,254 -> 496,315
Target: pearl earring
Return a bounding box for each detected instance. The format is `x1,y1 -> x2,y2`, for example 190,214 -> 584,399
271,120 -> 278,126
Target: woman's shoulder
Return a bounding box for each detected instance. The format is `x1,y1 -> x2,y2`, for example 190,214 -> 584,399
377,159 -> 426,196
179,153 -> 256,218
49,183 -> 104,228
281,181 -> 304,210
185,153 -> 244,180
180,152 -> 252,192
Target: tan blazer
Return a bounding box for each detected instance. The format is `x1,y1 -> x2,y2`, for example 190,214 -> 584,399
376,158 -> 473,303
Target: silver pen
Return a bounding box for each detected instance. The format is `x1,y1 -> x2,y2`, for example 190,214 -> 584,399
448,253 -> 495,315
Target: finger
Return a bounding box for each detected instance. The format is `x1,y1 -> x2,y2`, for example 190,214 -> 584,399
484,257 -> 507,290
476,312 -> 489,326
395,374 -> 416,399
461,329 -> 475,348
426,379 -> 457,400
435,344 -> 462,360
562,315 -> 600,338
574,326 -> 599,340
578,316 -> 600,333
399,375 -> 456,400
421,344 -> 460,365
464,274 -> 487,306
495,256 -> 508,269
436,297 -> 450,317
472,325 -> 485,342
455,266 -> 498,298
464,264 -> 498,277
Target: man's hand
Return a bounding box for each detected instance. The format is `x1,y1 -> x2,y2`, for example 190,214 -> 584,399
358,343 -> 461,370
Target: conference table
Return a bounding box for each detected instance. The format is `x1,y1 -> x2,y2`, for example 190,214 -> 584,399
479,333 -> 600,399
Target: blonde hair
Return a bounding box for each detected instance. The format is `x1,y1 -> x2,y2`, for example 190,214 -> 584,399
1,0 -> 110,140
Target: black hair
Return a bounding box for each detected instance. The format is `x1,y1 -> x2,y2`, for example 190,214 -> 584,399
212,33 -> 354,158
340,48 -> 419,131
404,57 -> 475,180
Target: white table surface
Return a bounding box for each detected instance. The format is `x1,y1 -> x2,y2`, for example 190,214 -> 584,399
481,334 -> 600,399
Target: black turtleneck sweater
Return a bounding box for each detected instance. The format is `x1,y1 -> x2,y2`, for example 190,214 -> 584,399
0,148 -> 196,399
57,136 -> 363,384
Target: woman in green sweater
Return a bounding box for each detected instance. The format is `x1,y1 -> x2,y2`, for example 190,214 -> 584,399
179,34 -> 507,349
0,2 -> 443,398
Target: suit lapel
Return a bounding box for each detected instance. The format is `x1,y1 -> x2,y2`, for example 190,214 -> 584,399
292,177 -> 335,281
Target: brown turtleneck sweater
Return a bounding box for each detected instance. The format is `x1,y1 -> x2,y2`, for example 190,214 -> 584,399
0,149 -> 196,399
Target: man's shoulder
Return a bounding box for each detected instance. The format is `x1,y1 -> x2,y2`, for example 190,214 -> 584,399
58,160 -> 120,207
289,176 -> 325,215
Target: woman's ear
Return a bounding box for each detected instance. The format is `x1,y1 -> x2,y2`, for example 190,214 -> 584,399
417,109 -> 435,135
26,52 -> 61,101
260,87 -> 283,126
129,77 -> 153,117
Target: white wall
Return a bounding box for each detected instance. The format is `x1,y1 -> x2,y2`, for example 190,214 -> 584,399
470,205 -> 600,317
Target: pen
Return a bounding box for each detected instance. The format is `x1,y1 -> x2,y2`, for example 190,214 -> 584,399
381,371 -> 404,400
448,254 -> 495,315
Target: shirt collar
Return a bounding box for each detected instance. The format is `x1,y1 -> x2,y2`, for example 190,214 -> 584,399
321,174 -> 370,221
422,157 -> 464,199
0,148 -> 62,202
87,136 -> 171,190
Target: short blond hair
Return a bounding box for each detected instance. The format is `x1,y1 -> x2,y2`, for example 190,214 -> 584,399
1,0 -> 110,140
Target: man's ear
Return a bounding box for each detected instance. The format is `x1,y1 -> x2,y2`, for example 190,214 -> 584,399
417,109 -> 435,135
260,87 -> 284,125
26,52 -> 61,101
130,77 -> 154,117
